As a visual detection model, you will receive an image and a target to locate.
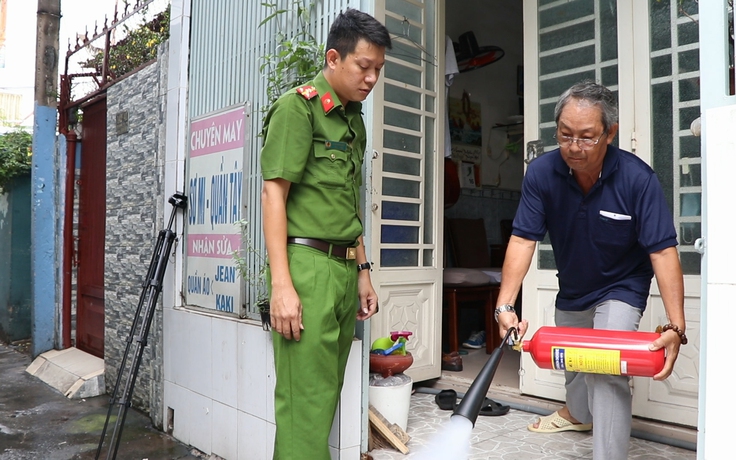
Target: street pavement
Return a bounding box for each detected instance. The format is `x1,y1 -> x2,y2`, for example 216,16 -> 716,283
0,341 -> 202,460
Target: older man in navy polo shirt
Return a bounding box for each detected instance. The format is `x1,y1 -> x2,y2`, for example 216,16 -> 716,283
495,80 -> 686,460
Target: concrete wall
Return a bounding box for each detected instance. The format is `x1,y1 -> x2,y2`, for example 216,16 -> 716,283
0,175 -> 32,343
104,43 -> 169,428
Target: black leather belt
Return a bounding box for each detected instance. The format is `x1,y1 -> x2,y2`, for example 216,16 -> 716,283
287,237 -> 357,260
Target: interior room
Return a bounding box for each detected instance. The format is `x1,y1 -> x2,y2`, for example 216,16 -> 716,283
441,2 -> 525,389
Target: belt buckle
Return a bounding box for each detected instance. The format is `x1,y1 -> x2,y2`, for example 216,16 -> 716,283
346,247 -> 357,260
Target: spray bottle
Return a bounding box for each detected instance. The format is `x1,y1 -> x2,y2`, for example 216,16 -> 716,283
516,326 -> 665,377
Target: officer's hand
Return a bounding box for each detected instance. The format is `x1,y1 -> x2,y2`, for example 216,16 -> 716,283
270,285 -> 304,341
650,330 -> 682,381
357,274 -> 379,321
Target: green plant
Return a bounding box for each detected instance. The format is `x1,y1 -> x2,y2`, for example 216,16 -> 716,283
259,1 -> 325,111
232,219 -> 269,310
80,5 -> 170,79
0,130 -> 32,193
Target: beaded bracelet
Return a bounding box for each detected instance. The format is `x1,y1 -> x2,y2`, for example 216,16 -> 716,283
657,323 -> 688,345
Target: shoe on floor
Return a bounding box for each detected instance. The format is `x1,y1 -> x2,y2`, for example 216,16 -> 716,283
441,352 -> 463,372
462,330 -> 486,349
527,411 -> 593,433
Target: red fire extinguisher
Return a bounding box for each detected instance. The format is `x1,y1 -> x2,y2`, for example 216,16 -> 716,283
519,326 -> 665,377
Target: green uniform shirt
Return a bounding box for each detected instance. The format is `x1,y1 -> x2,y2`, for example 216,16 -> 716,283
261,72 -> 366,246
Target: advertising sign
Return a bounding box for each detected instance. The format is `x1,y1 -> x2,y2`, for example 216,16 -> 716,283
185,103 -> 249,314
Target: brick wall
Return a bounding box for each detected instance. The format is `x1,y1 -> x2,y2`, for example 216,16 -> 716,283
104,42 -> 169,428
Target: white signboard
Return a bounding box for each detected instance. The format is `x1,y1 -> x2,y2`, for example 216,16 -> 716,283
185,104 -> 249,314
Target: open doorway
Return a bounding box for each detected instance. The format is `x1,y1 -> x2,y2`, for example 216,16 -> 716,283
441,2 -> 524,390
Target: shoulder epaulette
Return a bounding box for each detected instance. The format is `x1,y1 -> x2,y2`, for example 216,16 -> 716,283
296,85 -> 318,100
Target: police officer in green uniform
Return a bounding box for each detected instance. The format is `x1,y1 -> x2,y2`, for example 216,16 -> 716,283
260,9 -> 391,460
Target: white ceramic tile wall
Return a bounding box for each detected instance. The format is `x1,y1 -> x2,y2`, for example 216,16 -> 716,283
187,388 -> 213,454
165,312 -> 364,458
163,308 -> 188,386
238,322 -> 274,422
187,313 -> 213,396
212,400 -> 238,460
239,410 -> 275,460
212,319 -> 238,408
164,380 -> 190,446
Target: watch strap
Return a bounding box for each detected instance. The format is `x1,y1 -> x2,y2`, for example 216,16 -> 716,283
494,304 -> 515,322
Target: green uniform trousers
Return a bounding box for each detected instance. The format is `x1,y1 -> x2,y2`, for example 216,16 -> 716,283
271,244 -> 358,460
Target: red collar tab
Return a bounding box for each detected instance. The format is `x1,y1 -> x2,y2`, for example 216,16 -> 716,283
296,85 -> 318,100
321,92 -> 336,112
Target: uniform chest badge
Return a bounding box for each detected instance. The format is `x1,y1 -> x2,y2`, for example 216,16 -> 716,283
296,85 -> 318,100
321,92 -> 335,112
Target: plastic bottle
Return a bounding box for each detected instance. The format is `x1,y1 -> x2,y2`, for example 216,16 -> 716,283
520,326 -> 665,377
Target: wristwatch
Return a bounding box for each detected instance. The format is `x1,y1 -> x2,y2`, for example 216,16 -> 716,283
494,304 -> 515,322
357,262 -> 372,272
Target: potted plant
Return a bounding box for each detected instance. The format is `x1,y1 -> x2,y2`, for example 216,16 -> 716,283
232,219 -> 271,330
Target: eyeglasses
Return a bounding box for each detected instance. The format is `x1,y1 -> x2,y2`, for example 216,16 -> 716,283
554,132 -> 605,150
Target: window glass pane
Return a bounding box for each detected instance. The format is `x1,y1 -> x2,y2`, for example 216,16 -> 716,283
385,84 -> 421,109
540,71 -> 596,99
540,22 -> 595,53
382,201 -> 420,221
680,163 -> 701,187
679,106 -> 700,131
381,225 -> 419,244
539,1 -> 594,29
679,49 -> 699,73
599,0 -> 618,61
601,65 -> 618,87
423,249 -> 434,267
381,249 -> 418,267
384,130 -> 421,153
384,153 -> 421,176
386,0 -> 421,23
680,193 -> 701,217
650,0 -> 671,51
385,107 -> 421,131
386,61 -> 421,87
539,249 -> 556,270
383,177 -> 420,198
541,45 -> 596,75
651,55 -> 672,78
679,135 -> 700,158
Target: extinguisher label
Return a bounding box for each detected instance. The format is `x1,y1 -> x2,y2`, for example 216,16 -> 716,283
552,347 -> 622,375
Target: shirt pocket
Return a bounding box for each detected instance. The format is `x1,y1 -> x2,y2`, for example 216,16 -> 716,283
593,215 -> 635,247
312,140 -> 350,189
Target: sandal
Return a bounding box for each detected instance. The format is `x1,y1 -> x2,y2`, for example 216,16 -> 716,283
528,411 -> 592,433
478,399 -> 510,417
434,389 -> 457,410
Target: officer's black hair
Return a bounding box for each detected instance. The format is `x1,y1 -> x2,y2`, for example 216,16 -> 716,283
325,9 -> 392,66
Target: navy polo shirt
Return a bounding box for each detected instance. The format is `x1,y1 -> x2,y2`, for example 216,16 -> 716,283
513,145 -> 678,311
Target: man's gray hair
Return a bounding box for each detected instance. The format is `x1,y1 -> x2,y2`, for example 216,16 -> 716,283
554,80 -> 618,133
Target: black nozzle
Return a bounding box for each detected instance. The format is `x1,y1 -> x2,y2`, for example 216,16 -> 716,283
452,327 -> 517,426
169,192 -> 188,209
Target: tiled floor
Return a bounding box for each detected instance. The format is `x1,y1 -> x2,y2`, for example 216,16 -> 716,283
369,349 -> 697,460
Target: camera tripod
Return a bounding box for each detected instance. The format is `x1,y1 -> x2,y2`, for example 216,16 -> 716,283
96,192 -> 187,460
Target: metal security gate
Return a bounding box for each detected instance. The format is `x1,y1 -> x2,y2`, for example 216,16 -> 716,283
76,96 -> 108,358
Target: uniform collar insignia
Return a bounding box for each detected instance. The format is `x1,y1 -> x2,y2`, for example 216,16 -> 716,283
296,85 -> 318,100
321,92 -> 336,113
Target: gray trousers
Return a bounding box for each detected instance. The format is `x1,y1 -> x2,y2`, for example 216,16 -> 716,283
555,300 -> 643,460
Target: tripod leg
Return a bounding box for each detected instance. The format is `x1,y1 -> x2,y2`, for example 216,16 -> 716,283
96,194 -> 186,460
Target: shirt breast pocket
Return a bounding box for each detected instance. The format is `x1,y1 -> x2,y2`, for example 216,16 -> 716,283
313,141 -> 350,189
593,216 -> 635,247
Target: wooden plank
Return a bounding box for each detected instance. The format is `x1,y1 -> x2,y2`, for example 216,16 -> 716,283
368,404 -> 410,454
